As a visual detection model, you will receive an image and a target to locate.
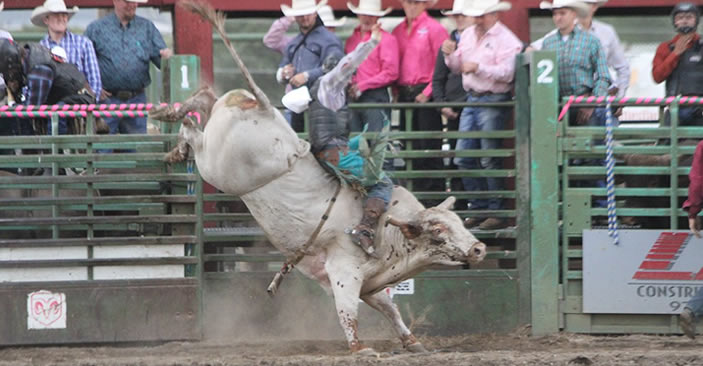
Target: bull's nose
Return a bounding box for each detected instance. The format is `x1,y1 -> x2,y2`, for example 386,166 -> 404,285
467,242 -> 487,263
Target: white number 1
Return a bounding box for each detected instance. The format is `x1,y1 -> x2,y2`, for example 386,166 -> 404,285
180,65 -> 189,89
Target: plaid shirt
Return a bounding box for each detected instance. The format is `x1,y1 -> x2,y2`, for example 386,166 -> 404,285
542,27 -> 611,97
41,31 -> 102,95
26,64 -> 54,106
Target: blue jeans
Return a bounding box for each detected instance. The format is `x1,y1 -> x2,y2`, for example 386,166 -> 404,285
366,175 -> 393,208
686,286 -> 703,319
103,92 -> 147,135
664,107 -> 703,127
454,93 -> 510,210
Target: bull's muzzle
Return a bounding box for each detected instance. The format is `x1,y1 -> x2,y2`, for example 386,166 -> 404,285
467,242 -> 487,264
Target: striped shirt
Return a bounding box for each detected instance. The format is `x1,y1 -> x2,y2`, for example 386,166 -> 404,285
41,31 -> 102,95
542,27 -> 611,97
26,64 -> 54,106
85,13 -> 167,92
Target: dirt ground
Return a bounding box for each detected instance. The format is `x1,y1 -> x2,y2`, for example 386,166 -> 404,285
1,331 -> 701,366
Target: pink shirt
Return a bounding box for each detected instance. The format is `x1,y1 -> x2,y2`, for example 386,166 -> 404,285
392,11 -> 448,97
445,21 -> 522,94
345,27 -> 399,93
263,16 -> 294,54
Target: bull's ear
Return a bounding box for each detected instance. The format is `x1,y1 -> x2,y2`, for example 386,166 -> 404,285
385,216 -> 422,240
436,196 -> 456,210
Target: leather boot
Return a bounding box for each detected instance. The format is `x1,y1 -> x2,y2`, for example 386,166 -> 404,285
350,197 -> 386,258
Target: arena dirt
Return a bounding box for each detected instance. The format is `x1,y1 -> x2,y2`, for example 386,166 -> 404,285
1,331 -> 700,366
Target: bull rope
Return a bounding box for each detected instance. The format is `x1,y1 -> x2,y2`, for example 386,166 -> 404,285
0,103 -> 201,122
604,102 -> 619,245
267,183 -> 343,296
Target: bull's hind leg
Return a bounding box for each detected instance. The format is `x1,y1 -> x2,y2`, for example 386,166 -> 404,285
150,86 -> 217,123
164,118 -> 202,163
361,290 -> 427,353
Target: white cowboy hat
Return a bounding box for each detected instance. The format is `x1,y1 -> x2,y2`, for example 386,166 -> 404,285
539,0 -> 590,17
318,5 -> 347,27
442,0 -> 471,16
125,0 -> 148,3
581,0 -> 607,3
31,0 -> 78,27
281,0 -> 328,17
347,0 -> 392,17
463,0 -> 511,17
0,2 -> 4,12
282,86 -> 313,114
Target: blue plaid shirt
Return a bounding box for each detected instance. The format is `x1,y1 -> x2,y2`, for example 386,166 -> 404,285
542,27 -> 611,97
41,31 -> 102,96
25,64 -> 54,106
85,13 -> 167,92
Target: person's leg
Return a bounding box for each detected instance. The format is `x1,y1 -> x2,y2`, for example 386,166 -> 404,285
118,93 -> 148,134
454,102 -> 483,216
290,112 -> 305,133
681,286 -> 703,339
412,100 -> 445,193
350,176 -> 392,257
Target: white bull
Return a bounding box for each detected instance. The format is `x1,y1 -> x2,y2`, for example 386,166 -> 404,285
153,1 -> 487,354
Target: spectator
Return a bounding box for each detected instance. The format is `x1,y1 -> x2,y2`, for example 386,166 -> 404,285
345,0 -> 399,133
0,2 -> 13,103
444,0 -> 521,230
85,0 -> 172,135
276,0 -> 344,132
432,0 -> 473,192
0,2 -> 11,41
680,140 -> 703,339
264,5 -> 346,55
392,0 -> 449,194
0,39 -> 94,135
539,0 -> 610,126
531,0 -> 630,100
33,0 -> 102,98
652,2 -> 703,127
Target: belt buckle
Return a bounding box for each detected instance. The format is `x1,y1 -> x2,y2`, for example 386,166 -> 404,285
115,91 -> 132,101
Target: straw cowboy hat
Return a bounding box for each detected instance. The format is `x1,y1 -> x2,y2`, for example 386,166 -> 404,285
281,0 -> 328,17
442,0 -> 470,16
0,2 -> 3,12
31,0 -> 78,27
318,5 -> 347,27
125,0 -> 148,3
347,0 -> 392,17
581,0 -> 607,3
539,0 -> 590,17
463,0 -> 511,17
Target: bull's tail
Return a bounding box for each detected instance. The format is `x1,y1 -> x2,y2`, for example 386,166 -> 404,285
178,0 -> 273,113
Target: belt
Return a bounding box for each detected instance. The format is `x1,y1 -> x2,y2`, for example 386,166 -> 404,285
467,90 -> 507,98
109,89 -> 144,101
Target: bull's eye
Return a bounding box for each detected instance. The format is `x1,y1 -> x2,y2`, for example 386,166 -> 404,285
433,228 -> 442,236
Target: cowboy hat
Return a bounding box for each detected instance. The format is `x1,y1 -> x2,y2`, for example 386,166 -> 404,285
581,0 -> 607,3
0,2 -> 3,12
539,0 -> 590,17
463,0 -> 511,17
281,0 -> 328,17
125,0 -> 148,3
31,0 -> 79,27
318,5 -> 347,27
442,0 -> 470,16
347,0 -> 392,17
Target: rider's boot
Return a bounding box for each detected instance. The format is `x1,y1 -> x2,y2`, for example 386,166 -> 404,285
350,197 -> 386,258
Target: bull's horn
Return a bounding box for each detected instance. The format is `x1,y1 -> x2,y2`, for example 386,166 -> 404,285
436,196 -> 456,210
385,215 -> 422,240
180,0 -> 273,112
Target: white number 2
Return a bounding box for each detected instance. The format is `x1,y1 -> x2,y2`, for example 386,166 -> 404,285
180,65 -> 189,89
537,59 -> 554,84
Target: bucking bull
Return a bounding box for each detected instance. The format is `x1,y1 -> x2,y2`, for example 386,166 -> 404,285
150,1 -> 487,355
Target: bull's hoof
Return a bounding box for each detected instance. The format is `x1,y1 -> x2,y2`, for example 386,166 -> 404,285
405,342 -> 428,353
149,105 -> 179,121
354,347 -> 380,357
164,148 -> 186,163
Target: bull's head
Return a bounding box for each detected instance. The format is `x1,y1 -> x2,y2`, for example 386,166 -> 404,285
386,197 -> 487,266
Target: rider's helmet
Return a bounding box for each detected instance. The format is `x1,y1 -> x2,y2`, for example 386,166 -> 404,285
672,2 -> 700,34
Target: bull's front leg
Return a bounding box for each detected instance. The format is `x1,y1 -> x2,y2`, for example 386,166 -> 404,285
326,267 -> 376,355
361,290 -> 427,353
164,118 -> 202,163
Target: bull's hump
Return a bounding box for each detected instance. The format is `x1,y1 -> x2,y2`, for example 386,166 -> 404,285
224,89 -> 258,110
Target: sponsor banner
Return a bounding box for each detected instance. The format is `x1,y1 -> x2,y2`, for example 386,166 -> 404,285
385,279 -> 415,299
27,290 -> 67,329
584,230 -> 703,314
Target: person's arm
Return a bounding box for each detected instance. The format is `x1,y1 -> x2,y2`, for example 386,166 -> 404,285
474,34 -> 522,84
432,48 -> 449,102
356,34 -> 399,93
606,29 -> 630,98
149,21 -> 170,69
591,39 -> 611,97
684,141 -> 703,218
420,25 -> 449,98
263,16 -> 295,54
26,65 -> 54,106
652,41 -> 679,84
445,29 -> 466,74
82,38 -> 102,97
306,35 -> 344,87
529,28 -> 556,51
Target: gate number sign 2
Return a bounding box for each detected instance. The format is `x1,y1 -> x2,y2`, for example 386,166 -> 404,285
537,59 -> 554,84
